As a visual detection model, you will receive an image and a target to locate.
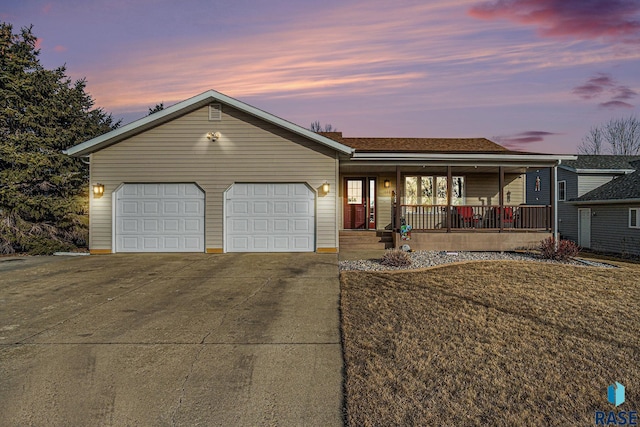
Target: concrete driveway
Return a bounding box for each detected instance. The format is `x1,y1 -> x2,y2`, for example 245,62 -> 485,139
0,253 -> 343,426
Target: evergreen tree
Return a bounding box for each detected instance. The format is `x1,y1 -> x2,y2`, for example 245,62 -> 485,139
0,23 -> 119,254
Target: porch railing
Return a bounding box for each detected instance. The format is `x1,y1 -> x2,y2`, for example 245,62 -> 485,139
398,205 -> 551,231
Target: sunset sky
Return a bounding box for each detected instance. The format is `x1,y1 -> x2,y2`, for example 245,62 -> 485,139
3,0 -> 639,154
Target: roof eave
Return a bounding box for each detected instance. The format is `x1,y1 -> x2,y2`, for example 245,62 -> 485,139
349,152 -> 576,162
570,198 -> 640,205
64,90 -> 354,157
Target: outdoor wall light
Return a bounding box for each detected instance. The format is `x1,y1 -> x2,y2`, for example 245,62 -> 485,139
506,191 -> 511,203
384,179 -> 391,188
206,131 -> 221,141
93,183 -> 105,197
322,182 -> 330,193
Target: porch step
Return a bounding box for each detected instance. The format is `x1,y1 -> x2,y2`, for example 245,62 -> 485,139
339,230 -> 394,250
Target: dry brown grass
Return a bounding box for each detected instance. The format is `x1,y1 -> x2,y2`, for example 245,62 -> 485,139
341,260 -> 640,426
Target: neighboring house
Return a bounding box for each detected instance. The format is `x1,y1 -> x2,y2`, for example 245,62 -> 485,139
570,164 -> 640,256
527,156 -> 640,249
65,90 -> 572,254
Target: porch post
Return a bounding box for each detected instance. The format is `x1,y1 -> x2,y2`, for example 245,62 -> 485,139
446,166 -> 452,232
395,166 -> 401,233
551,164 -> 557,239
499,166 -> 504,231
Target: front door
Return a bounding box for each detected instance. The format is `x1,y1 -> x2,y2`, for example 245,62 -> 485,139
578,208 -> 591,248
344,178 -> 367,229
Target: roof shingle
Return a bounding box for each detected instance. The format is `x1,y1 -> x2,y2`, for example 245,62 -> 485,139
318,132 -> 508,153
562,155 -> 640,171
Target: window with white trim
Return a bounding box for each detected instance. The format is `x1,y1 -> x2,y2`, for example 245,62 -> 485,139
558,180 -> 566,201
630,208 -> 640,229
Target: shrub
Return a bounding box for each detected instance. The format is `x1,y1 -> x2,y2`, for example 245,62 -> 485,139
380,249 -> 412,267
539,237 -> 579,261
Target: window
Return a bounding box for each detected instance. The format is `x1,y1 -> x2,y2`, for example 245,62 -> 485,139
404,175 -> 464,205
558,180 -> 566,201
346,180 -> 363,204
630,208 -> 640,229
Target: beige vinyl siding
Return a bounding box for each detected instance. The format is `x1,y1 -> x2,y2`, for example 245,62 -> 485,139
89,105 -> 338,251
376,176 -> 395,229
577,174 -> 618,197
465,173 -> 525,206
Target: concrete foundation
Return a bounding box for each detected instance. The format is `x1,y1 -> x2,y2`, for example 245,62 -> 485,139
395,231 -> 550,252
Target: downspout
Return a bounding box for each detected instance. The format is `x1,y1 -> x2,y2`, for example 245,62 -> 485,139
554,161 -> 559,244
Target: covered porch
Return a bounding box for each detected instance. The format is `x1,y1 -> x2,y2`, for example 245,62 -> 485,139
339,160 -> 561,251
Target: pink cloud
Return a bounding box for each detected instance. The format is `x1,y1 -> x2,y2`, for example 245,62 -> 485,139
53,45 -> 67,52
469,0 -> 640,43
34,38 -> 43,50
42,3 -> 53,14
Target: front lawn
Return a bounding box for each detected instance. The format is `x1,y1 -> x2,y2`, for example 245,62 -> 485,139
340,260 -> 639,426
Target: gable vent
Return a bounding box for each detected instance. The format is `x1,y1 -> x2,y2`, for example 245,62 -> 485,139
209,103 -> 222,121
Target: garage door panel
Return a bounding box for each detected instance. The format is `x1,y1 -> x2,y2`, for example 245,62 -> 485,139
163,201 -> 180,214
252,201 -> 269,215
184,219 -> 201,232
142,185 -> 160,196
226,183 -> 315,252
116,183 -> 204,253
183,201 -> 202,214
162,184 -> 179,196
142,219 -> 159,232
273,202 -> 289,214
293,219 -> 311,232
121,219 -> 139,233
142,237 -> 161,249
163,219 -> 180,232
293,236 -> 312,249
121,201 -> 139,214
230,218 -> 249,232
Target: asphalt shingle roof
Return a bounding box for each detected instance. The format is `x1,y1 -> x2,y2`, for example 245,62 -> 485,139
319,132 -> 508,153
562,155 -> 640,170
574,169 -> 640,201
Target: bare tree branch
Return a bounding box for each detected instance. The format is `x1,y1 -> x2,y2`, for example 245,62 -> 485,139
579,115 -> 640,155
310,121 -> 337,132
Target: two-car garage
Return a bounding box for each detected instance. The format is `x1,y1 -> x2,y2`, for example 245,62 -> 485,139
114,183 -> 315,253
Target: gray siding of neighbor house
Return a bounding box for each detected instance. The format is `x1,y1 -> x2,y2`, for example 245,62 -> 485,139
588,204 -> 640,256
557,168 -> 579,241
89,104 -> 339,252
557,170 -> 619,243
525,168 -> 551,205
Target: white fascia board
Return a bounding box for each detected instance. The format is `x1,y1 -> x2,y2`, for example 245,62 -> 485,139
64,90 -> 353,156
570,198 -> 640,205
559,164 -> 635,174
574,168 -> 635,174
349,152 -> 576,162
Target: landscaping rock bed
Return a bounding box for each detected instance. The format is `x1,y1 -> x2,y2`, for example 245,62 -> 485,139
339,251 -> 615,271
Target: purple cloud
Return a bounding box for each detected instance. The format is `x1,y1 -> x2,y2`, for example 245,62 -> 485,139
572,73 -> 614,99
572,73 -> 637,109
613,86 -> 638,101
469,0 -> 640,44
599,101 -> 634,109
494,131 -> 559,150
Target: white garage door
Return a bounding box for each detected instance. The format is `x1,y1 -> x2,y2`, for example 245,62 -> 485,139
225,183 -> 315,252
115,183 -> 205,252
